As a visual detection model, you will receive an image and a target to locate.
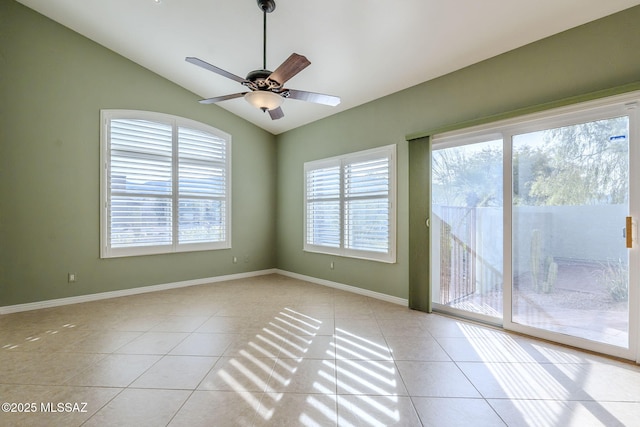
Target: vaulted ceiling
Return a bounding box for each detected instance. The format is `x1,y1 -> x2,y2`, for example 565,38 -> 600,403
16,0 -> 640,134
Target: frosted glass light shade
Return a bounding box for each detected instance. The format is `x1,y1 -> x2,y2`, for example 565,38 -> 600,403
244,91 -> 283,111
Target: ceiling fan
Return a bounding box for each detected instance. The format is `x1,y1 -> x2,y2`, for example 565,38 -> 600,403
186,0 -> 340,120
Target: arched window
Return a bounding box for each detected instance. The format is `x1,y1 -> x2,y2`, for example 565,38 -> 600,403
100,110 -> 231,258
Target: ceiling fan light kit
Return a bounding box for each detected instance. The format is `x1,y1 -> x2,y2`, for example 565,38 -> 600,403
245,90 -> 283,111
186,0 -> 340,120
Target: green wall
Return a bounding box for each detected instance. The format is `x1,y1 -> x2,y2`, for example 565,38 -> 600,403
2,1 -> 640,307
0,0 -> 277,306
275,5 -> 640,299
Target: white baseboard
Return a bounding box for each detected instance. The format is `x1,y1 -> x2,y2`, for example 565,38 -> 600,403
275,269 -> 408,306
0,268 -> 407,315
0,269 -> 278,315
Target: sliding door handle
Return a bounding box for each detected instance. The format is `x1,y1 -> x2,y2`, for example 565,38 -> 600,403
626,216 -> 636,249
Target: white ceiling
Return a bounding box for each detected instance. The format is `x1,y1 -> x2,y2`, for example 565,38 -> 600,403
16,0 -> 640,134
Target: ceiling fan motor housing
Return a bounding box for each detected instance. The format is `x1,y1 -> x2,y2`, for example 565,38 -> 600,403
244,69 -> 282,91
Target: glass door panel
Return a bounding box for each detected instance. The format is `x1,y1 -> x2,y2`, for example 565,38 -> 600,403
431,139 -> 504,320
511,116 -> 630,348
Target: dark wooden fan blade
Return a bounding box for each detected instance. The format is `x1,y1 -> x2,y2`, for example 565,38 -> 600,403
186,57 -> 246,84
268,107 -> 284,120
199,93 -> 248,104
268,53 -> 311,86
286,89 -> 341,106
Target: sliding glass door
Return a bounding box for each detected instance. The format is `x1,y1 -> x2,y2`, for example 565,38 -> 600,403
431,138 -> 504,323
509,116 -> 632,351
431,94 -> 639,360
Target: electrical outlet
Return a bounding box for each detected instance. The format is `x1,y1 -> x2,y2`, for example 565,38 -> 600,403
330,262 -> 335,270
233,256 -> 238,264
68,273 -> 77,283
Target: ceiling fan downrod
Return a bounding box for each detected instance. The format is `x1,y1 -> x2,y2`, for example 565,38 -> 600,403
257,0 -> 276,70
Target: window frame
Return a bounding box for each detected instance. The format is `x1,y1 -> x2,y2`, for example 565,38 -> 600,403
100,110 -> 231,258
304,144 -> 397,263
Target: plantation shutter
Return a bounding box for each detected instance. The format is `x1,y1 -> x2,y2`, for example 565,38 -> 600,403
178,127 -> 228,244
102,110 -> 231,258
344,156 -> 390,253
108,119 -> 173,249
303,144 -> 396,263
305,163 -> 341,248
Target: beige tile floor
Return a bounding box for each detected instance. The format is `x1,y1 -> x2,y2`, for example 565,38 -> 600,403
1,274 -> 639,426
